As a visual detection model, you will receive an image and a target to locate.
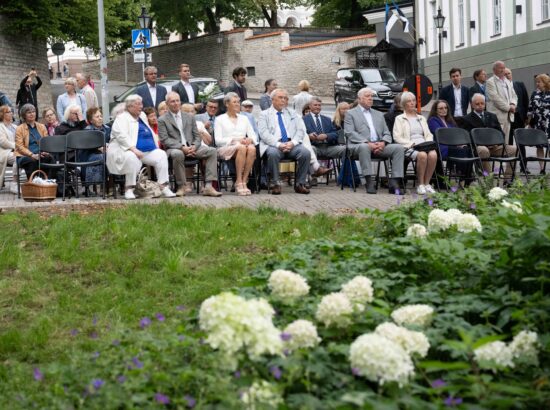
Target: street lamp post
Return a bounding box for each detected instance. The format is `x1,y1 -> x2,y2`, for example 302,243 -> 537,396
433,7 -> 445,96
137,6 -> 152,70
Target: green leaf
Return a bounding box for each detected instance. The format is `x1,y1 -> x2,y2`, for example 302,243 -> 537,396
417,361 -> 471,372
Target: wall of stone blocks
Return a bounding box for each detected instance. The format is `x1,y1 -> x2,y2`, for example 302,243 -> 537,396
0,16 -> 54,113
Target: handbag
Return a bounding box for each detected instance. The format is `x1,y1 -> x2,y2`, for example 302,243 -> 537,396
134,167 -> 162,198
413,141 -> 437,152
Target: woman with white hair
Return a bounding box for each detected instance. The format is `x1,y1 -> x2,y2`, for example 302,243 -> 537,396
393,91 -> 438,194
291,80 -> 313,117
214,92 -> 257,195
106,94 -> 175,200
54,105 -> 87,135
56,77 -> 87,120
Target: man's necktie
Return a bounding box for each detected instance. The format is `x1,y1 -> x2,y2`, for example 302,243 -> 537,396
314,114 -> 323,134
480,113 -> 485,125
277,111 -> 288,142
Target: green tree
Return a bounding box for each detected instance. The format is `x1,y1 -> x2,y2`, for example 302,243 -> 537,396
310,0 -> 385,29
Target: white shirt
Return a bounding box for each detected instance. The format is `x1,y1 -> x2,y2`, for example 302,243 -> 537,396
147,83 -> 157,106
453,84 -> 463,117
181,80 -> 195,104
214,113 -> 258,147
170,111 -> 185,145
361,106 -> 378,142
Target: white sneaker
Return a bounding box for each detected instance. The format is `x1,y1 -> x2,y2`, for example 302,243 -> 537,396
161,186 -> 176,198
124,189 -> 136,200
416,184 -> 426,195
425,184 -> 436,194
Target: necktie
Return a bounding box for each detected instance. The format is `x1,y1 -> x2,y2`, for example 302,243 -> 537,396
314,114 -> 323,134
277,111 -> 288,142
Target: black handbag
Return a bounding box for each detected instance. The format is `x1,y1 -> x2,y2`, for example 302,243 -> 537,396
413,141 -> 437,152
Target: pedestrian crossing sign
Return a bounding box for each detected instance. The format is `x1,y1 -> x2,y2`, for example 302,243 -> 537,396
132,29 -> 151,49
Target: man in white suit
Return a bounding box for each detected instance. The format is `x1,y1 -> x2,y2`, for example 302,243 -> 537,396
344,87 -> 405,194
485,61 -> 518,141
257,88 -> 311,194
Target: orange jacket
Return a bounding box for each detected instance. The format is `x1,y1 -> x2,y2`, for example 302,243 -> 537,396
15,122 -> 48,157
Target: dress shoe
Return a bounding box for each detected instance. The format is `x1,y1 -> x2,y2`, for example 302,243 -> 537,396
202,186 -> 222,197
312,166 -> 331,178
294,184 -> 310,194
365,176 -> 377,194
270,185 -> 282,195
175,187 -> 186,197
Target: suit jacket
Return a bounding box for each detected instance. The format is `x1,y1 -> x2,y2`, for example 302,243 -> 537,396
303,113 -> 339,145
136,82 -> 167,110
461,111 -> 503,133
485,75 -> 517,125
158,111 -> 202,151
512,81 -> 529,124
343,106 -> 392,144
257,106 -> 306,156
469,82 -> 487,104
259,94 -> 272,110
225,81 -> 247,101
172,81 -> 199,105
440,84 -> 469,117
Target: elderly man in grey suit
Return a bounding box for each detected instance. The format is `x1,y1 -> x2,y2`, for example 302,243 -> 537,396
344,87 -> 405,194
258,88 -> 311,194
158,91 -> 221,197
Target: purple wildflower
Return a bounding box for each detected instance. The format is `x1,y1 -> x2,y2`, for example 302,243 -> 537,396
92,315 -> 98,326
70,329 -> 79,337
234,370 -> 241,378
139,317 -> 151,329
155,313 -> 165,322
92,351 -> 100,360
132,356 -> 144,369
90,331 -> 99,339
117,375 -> 127,384
176,305 -> 186,311
155,393 -> 170,404
112,339 -> 120,346
444,395 -> 463,406
270,365 -> 282,380
482,170 -> 489,177
184,394 -> 196,408
92,379 -> 105,390
395,188 -> 401,196
178,335 -> 186,342
283,349 -> 291,357
33,368 -> 43,382
431,379 -> 447,388
451,186 -> 458,193
351,367 -> 361,376
428,198 -> 434,207
280,332 -> 292,341
470,202 -> 476,210
494,167 -> 500,174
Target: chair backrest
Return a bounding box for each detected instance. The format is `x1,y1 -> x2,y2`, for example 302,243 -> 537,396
435,127 -> 472,146
514,128 -> 549,147
471,127 -> 505,147
39,135 -> 66,154
66,130 -> 105,150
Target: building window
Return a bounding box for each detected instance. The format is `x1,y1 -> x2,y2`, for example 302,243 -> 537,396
458,0 -> 465,44
493,0 -> 502,35
543,0 -> 550,21
246,67 -> 255,77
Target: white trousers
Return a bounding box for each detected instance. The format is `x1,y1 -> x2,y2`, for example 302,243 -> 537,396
121,149 -> 169,187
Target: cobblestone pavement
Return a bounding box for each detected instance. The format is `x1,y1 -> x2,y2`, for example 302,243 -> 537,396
0,183 -> 411,216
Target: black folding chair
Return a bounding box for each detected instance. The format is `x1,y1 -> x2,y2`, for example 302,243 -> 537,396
471,128 -> 519,185
435,128 -> 481,189
513,128 -> 550,181
65,130 -> 106,200
38,135 -> 67,199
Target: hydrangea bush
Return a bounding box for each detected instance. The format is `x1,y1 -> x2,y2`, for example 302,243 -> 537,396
2,182 -> 549,409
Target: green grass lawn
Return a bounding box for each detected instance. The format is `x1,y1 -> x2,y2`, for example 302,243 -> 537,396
0,204 -> 366,365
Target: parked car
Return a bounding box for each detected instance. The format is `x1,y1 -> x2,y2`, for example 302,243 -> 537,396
110,77 -> 224,114
334,68 -> 403,110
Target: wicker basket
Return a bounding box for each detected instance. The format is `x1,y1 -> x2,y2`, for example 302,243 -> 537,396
21,170 -> 57,202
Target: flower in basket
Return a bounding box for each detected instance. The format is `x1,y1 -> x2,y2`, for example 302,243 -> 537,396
198,82 -> 221,103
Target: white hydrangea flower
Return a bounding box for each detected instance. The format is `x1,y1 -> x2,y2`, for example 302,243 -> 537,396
349,333 -> 415,387
391,304 -> 434,327
241,381 -> 283,409
199,293 -> 282,365
406,223 -> 428,238
268,269 -> 310,303
474,341 -> 514,370
283,319 -> 321,350
509,330 -> 539,365
341,276 -> 374,312
375,322 -> 430,358
428,209 -> 453,231
501,199 -> 523,214
488,187 -> 509,201
315,292 -> 353,327
445,208 -> 463,225
456,213 -> 482,233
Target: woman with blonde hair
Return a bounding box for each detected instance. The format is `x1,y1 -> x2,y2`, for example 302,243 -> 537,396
332,102 -> 351,130
526,73 -> 550,173
56,77 -> 87,120
292,80 -> 313,116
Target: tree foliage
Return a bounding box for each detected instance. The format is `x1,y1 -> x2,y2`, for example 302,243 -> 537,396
310,0 -> 385,29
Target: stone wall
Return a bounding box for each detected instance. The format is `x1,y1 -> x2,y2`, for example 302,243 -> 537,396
0,16 -> 53,112
83,29 -> 376,97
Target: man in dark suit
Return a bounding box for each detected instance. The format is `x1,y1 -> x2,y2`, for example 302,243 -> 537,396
172,63 -> 201,112
16,69 -> 42,117
468,69 -> 487,106
303,96 -> 345,162
225,67 -> 247,101
440,68 -> 469,121
135,66 -> 167,111
158,91 -> 221,197
461,93 -> 517,177
505,67 -> 529,145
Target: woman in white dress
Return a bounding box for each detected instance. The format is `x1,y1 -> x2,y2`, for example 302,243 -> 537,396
214,92 -> 257,196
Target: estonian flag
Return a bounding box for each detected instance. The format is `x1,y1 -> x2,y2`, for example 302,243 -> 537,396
385,0 -> 410,44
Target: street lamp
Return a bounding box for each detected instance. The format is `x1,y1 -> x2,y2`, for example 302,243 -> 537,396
137,6 -> 152,68
433,7 -> 445,95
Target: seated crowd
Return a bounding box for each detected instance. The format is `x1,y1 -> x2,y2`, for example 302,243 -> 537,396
1,60 -> 547,199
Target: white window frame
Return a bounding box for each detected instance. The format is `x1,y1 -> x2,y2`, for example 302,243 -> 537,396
458,0 -> 465,44
493,0 -> 502,35
431,1 -> 438,53
543,0 -> 550,21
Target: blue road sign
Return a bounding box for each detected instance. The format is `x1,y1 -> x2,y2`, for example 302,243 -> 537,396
132,29 -> 151,49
